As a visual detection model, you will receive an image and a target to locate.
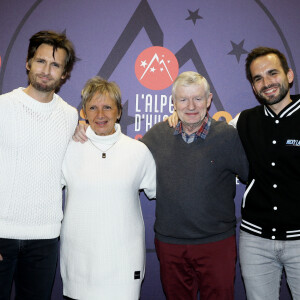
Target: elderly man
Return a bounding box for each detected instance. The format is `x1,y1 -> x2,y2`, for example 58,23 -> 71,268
141,71 -> 248,299
73,71 -> 248,300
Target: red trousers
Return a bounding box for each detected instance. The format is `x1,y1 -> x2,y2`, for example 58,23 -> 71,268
155,235 -> 236,300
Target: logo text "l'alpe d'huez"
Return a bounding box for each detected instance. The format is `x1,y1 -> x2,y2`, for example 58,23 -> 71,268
134,46 -> 232,138
134,46 -> 178,136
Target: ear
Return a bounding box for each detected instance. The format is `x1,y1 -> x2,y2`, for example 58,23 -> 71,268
82,109 -> 87,119
172,97 -> 177,111
252,83 -> 258,95
206,93 -> 213,108
61,72 -> 67,80
26,61 -> 30,71
287,69 -> 294,84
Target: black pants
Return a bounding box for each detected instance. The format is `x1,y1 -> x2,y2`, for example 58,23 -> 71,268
0,237 -> 58,300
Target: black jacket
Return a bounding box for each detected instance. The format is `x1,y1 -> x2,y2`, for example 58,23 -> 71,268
237,95 -> 300,240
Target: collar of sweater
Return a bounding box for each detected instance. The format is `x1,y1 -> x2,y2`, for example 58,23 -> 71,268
264,95 -> 300,118
86,123 -> 121,146
17,87 -> 59,113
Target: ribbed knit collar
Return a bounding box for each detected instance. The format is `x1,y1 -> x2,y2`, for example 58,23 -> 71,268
264,95 -> 300,118
86,123 -> 122,146
17,87 -> 58,113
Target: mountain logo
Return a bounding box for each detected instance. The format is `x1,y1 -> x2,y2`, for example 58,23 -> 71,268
135,46 -> 179,90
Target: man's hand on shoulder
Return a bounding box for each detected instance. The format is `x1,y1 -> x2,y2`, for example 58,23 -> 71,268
163,111 -> 179,128
73,122 -> 89,143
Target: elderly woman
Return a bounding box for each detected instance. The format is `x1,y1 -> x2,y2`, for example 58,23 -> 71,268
60,77 -> 156,300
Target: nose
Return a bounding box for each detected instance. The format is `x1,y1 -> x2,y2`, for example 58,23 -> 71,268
262,76 -> 272,87
187,99 -> 195,110
42,63 -> 51,75
96,109 -> 105,118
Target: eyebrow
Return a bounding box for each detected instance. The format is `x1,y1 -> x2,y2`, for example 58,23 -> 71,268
267,68 -> 279,74
252,68 -> 279,81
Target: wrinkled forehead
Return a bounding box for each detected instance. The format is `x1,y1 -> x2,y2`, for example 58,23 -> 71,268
174,83 -> 206,98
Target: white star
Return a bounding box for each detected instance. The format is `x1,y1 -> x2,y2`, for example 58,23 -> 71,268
140,60 -> 147,68
160,68 -> 164,72
167,60 -> 171,63
150,67 -> 156,72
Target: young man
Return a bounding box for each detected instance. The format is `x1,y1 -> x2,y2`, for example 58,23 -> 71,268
0,31 -> 78,300
234,47 -> 300,300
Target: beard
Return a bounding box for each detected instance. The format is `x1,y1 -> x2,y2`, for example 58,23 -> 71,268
28,72 -> 62,93
256,82 -> 289,106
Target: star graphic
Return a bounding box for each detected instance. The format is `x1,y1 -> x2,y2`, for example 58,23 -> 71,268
185,9 -> 203,25
119,100 -> 135,135
150,67 -> 156,72
160,68 -> 164,72
227,40 -> 248,63
140,60 -> 147,68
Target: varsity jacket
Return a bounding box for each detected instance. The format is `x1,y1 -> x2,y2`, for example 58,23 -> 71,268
237,95 -> 300,240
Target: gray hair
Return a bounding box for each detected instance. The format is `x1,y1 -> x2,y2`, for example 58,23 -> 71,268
172,71 -> 211,100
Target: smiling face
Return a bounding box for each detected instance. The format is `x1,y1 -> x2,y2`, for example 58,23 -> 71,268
250,54 -> 294,110
84,92 -> 121,136
26,43 -> 66,93
173,83 -> 212,134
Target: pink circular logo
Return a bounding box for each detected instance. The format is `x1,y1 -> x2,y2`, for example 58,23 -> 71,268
135,46 -> 179,90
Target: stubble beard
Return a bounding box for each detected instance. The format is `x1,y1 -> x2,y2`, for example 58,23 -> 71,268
257,82 -> 289,106
28,72 -> 61,93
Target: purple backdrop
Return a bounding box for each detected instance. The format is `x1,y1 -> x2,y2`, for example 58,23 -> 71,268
1,0 -> 299,299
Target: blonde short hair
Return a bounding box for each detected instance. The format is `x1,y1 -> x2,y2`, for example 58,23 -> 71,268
81,76 -> 122,115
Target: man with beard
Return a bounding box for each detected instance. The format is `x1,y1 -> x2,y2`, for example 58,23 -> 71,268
231,47 -> 300,300
0,31 -> 77,300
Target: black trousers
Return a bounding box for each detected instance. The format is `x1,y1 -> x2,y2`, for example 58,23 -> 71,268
0,237 -> 58,300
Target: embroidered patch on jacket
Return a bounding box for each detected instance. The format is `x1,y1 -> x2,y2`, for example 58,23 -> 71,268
286,139 -> 300,146
134,271 -> 140,279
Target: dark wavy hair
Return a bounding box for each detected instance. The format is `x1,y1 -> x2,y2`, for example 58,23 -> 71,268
26,30 -> 76,79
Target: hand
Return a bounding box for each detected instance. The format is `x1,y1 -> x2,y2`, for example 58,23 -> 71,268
72,122 -> 89,143
0,254 -> 3,261
163,111 -> 179,128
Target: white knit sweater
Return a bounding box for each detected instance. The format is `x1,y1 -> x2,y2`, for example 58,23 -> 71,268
60,124 -> 156,300
0,88 -> 78,239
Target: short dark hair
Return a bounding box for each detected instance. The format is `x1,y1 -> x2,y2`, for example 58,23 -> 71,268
26,30 -> 76,78
245,47 -> 289,83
